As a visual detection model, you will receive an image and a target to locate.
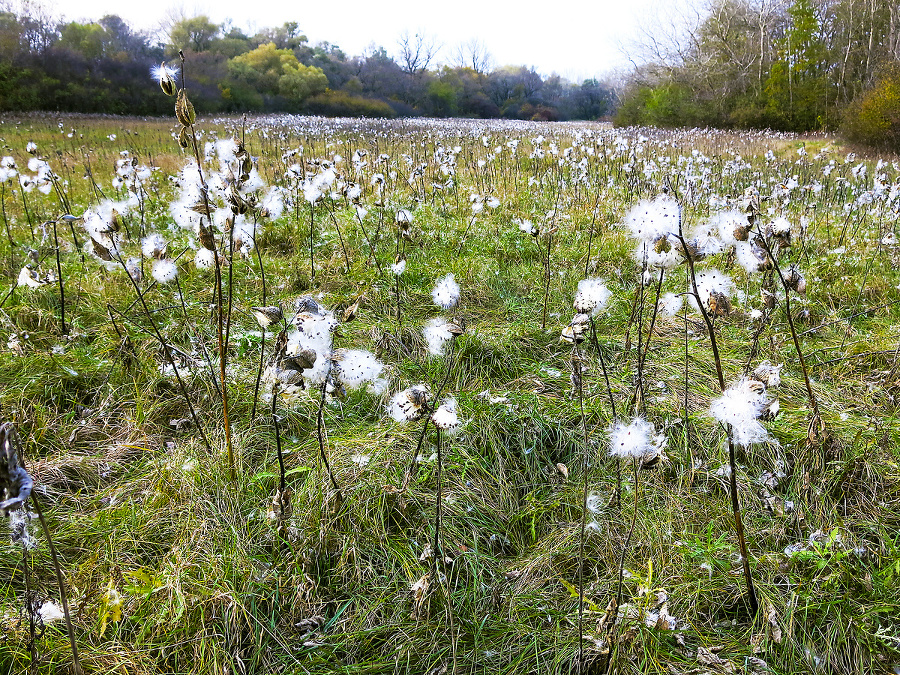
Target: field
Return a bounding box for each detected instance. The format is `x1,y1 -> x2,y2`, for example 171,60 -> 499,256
0,109 -> 899,675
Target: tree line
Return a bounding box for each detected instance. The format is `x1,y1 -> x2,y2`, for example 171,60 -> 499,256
615,0 -> 900,150
0,8 -> 614,121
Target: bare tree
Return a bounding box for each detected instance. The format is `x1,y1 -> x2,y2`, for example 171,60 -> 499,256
452,38 -> 493,74
397,30 -> 440,75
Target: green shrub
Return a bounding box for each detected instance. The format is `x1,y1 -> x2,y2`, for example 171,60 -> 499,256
303,90 -> 396,118
842,65 -> 900,152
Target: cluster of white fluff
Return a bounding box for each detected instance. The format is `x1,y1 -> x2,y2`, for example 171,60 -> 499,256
169,160 -> 206,235
302,166 -> 336,204
711,210 -> 749,248
573,278 -> 612,316
0,156 -> 17,183
151,258 -> 178,284
659,292 -> 684,316
431,274 -> 460,310
141,233 -> 168,259
709,377 -> 773,447
81,200 -> 133,267
259,186 -> 285,220
388,384 -> 429,423
690,268 -> 735,311
431,397 -> 461,434
424,317 -> 455,356
623,196 -> 681,243
390,259 -> 407,276
195,248 -> 216,270
331,349 -> 387,392
636,237 -> 681,270
735,239 -> 769,273
608,417 -> 667,462
286,302 -> 340,387
623,196 -> 685,270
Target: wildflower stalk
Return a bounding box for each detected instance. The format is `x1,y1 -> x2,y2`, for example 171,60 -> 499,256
583,191 -> 601,277
588,319 -> 620,506
175,276 -> 220,398
309,203 -> 316,283
50,218 -> 67,334
432,425 -> 459,675
676,221 -> 759,617
757,235 -> 822,437
639,267 -> 665,370
633,251 -> 647,413
402,344 -> 457,489
272,385 -> 286,493
326,201 -> 352,273
1,182 -> 13,251
178,50 -> 234,478
574,340 -> 590,674
251,323 -> 266,424
250,228 -> 268,423
541,185 -> 562,331
19,183 -> 34,243
22,543 -> 36,664
605,458 -> 642,673
353,208 -> 383,276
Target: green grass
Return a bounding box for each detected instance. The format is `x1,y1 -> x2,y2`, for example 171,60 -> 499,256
0,112 -> 898,674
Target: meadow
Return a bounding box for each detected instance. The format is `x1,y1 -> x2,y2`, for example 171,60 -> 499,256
0,106 -> 898,675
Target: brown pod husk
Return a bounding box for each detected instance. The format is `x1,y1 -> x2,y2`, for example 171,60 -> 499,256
176,90 -> 196,127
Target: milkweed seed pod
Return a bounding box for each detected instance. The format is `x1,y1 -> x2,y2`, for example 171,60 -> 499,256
708,291 -> 731,317
251,306 -> 283,329
178,127 -> 190,149
444,320 -> 464,337
560,324 -> 582,345
762,289 -> 777,310
284,348 -> 317,372
342,297 -> 361,323
751,361 -> 782,388
197,222 -> 216,252
784,265 -> 806,295
733,221 -> 751,242
389,384 -> 430,423
294,295 -> 321,315
176,90 -> 196,128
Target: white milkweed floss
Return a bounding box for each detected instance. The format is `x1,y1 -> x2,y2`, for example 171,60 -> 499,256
709,377 -> 771,448
423,317 -> 454,356
573,278 -> 612,316
431,397 -> 460,435
432,274 -> 460,310
608,417 -> 667,463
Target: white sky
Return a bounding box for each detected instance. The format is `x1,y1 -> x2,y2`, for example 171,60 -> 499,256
41,0 -> 669,81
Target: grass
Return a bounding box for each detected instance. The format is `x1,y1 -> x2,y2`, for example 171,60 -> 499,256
0,111 -> 898,674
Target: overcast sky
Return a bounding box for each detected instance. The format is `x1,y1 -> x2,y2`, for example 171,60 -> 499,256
42,0 -> 673,81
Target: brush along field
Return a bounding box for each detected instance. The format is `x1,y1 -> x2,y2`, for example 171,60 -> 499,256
0,111 -> 899,675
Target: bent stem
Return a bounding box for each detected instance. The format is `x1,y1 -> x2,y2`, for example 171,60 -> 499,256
316,381 -> 341,497
402,343 -> 457,489
758,236 -> 822,435
272,385 -> 286,492
30,494 -> 82,675
115,255 -> 211,452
